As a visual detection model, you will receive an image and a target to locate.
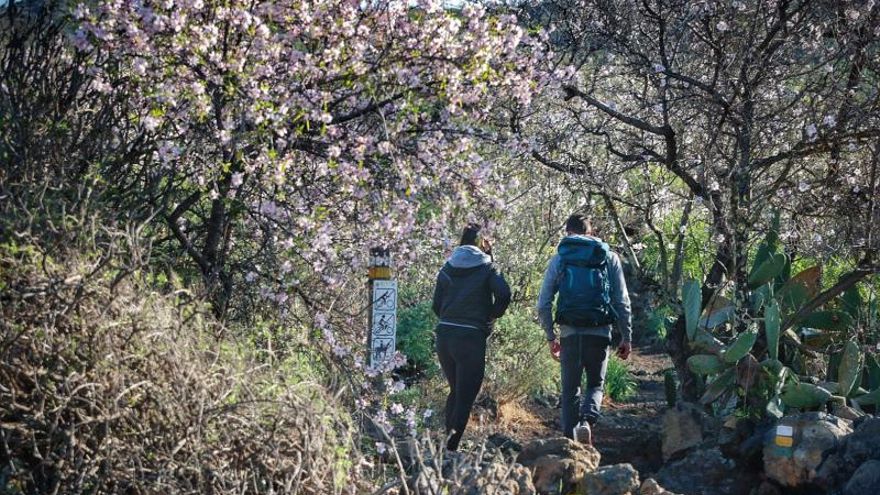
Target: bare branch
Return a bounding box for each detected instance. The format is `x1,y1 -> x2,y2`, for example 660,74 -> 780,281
562,84 -> 672,136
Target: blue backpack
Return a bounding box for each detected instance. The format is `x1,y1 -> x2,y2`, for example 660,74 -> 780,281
554,237 -> 617,327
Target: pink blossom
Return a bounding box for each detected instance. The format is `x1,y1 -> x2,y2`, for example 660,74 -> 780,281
72,29 -> 93,52
805,123 -> 818,140
142,115 -> 160,131
80,0 -> 552,382
231,172 -> 244,187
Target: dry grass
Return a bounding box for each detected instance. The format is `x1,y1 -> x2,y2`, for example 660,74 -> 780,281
496,402 -> 547,434
0,243 -> 364,494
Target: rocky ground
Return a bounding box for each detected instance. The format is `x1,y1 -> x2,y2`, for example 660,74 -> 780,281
592,344 -> 669,474
471,342 -> 672,475
415,342 -> 880,495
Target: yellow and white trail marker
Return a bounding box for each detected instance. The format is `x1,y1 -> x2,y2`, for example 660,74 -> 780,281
775,425 -> 794,447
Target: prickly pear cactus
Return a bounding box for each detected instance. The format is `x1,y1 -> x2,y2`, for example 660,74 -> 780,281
780,381 -> 832,409
664,369 -> 678,407
674,225 -> 874,420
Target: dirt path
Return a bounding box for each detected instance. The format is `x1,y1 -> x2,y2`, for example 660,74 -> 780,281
591,343 -> 671,474
484,342 -> 674,475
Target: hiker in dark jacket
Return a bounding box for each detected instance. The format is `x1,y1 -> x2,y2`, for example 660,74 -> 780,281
536,214 -> 632,445
432,223 -> 511,451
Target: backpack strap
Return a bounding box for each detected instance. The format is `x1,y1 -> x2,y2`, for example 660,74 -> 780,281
560,257 -> 607,269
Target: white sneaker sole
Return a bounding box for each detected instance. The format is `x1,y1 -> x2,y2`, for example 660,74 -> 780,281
573,425 -> 592,445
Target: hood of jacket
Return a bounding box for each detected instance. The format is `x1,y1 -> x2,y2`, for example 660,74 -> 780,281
558,235 -> 609,265
448,245 -> 492,269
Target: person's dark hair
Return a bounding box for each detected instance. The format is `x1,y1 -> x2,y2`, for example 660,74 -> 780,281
459,223 -> 482,246
565,214 -> 590,234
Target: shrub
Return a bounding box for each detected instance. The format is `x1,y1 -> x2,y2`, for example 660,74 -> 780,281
0,242 -> 364,494
604,354 -> 638,402
483,307 -> 559,404
645,304 -> 676,341
396,301 -> 439,378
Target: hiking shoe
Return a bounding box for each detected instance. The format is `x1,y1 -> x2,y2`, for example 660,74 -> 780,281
573,421 -> 592,445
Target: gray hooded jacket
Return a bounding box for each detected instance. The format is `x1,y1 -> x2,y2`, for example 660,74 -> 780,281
432,245 -> 512,336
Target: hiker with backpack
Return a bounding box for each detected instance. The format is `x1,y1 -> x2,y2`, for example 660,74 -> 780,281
432,223 -> 512,451
536,214 -> 633,445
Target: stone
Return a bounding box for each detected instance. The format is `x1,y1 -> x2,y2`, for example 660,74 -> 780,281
661,402 -> 712,461
639,478 -> 664,495
841,418 -> 880,467
844,460 -> 880,495
487,432 -> 523,456
529,456 -> 573,495
426,453 -> 537,495
596,420 -> 663,473
815,418 -> 880,490
457,461 -> 536,495
578,463 -> 640,495
754,481 -> 782,495
718,417 -> 768,471
832,404 -> 865,421
851,414 -> 873,430
655,447 -> 743,495
762,412 -> 852,488
639,478 -> 681,495
718,417 -> 751,459
517,437 -> 601,495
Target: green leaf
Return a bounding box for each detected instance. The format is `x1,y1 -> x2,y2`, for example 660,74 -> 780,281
748,253 -> 787,289
690,328 -> 725,354
751,283 -> 771,313
700,302 -> 736,330
841,284 -> 863,319
777,281 -> 810,313
786,266 -> 822,298
854,387 -> 880,406
687,355 -> 728,375
800,328 -> 842,349
700,368 -> 736,405
800,310 -> 853,331
767,364 -> 791,398
776,254 -> 792,286
765,300 -> 781,361
816,381 -> 839,395
682,280 -> 701,341
751,224 -> 779,278
766,395 -> 785,419
838,340 -> 863,398
828,351 -> 843,382
761,358 -> 784,375
721,327 -> 758,364
781,381 -> 833,409
866,354 -> 880,391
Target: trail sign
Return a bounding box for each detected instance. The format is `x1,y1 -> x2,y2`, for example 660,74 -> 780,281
369,279 -> 397,366
367,247 -> 396,367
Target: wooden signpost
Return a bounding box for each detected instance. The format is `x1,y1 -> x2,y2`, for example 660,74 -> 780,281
368,247 -> 396,367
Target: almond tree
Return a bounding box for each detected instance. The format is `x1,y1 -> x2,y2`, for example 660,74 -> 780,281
522,0 -> 880,398
75,0 -> 550,322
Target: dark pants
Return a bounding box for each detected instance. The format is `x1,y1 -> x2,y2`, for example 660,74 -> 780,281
560,334 -> 610,438
436,330 -> 486,451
